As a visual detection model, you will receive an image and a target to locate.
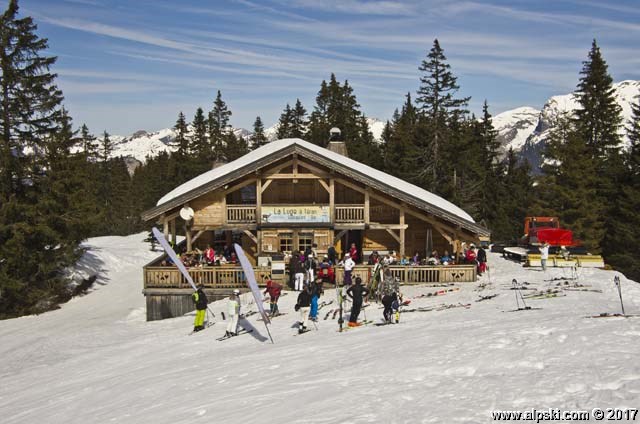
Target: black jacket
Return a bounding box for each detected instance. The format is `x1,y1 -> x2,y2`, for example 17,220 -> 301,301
193,288 -> 208,310
346,284 -> 369,304
296,290 -> 312,308
477,248 -> 487,263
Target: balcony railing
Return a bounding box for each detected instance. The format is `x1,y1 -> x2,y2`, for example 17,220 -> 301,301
227,205 -> 257,223
144,263 -> 476,289
335,205 -> 365,223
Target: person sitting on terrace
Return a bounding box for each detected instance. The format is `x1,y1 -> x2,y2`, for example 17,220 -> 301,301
216,253 -> 228,266
204,245 -> 215,265
368,251 -> 380,265
229,252 -> 238,264
440,250 -> 452,265
411,251 -> 420,265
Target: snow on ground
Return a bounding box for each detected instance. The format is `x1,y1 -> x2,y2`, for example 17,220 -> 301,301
1,233 -> 640,423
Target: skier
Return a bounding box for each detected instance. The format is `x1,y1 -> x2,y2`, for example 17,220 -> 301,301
539,242 -> 550,271
381,291 -> 398,323
308,278 -> 322,321
342,253 -> 355,286
294,283 -> 312,333
477,245 -> 487,276
192,284 -> 208,332
263,276 -> 282,316
226,289 -> 241,337
294,250 -> 306,291
346,277 -> 369,327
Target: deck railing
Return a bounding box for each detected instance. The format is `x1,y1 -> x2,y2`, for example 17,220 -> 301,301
144,265 -> 272,289
227,205 -> 257,223
335,205 -> 365,223
144,263 -> 475,289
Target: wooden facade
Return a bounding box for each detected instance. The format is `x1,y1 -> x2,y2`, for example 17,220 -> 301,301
141,139 -> 490,321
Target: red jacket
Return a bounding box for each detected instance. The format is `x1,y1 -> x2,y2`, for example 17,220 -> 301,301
264,281 -> 282,298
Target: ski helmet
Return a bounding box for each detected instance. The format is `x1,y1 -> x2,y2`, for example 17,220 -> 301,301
233,289 -> 240,295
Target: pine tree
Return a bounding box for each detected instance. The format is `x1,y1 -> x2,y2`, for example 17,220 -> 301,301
307,80 -> 331,146
208,90 -> 231,162
384,94 -> 419,182
173,111 -> 190,156
276,103 -> 292,139
290,99 -> 307,138
80,124 -> 97,160
190,107 -> 208,158
0,0 -> 82,317
415,39 -> 470,191
573,40 -> 623,254
223,131 -> 248,162
601,97 -> 640,279
250,116 -> 268,149
574,40 -> 623,158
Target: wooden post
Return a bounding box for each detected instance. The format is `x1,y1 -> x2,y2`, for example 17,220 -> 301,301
171,218 -> 177,247
329,178 -> 335,223
399,209 -> 405,258
364,188 -> 370,224
257,230 -> 262,256
163,216 -> 169,241
256,178 -> 262,225
186,225 -> 192,252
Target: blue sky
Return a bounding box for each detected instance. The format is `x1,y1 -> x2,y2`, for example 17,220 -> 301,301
22,0 -> 640,135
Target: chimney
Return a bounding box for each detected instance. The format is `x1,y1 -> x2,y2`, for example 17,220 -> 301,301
327,127 -> 348,157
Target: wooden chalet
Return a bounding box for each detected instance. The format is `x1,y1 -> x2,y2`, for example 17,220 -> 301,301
141,138 -> 490,320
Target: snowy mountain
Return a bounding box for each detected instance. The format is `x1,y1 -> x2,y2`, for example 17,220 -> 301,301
96,117 -> 387,168
1,233 -> 639,423
498,80 -> 640,169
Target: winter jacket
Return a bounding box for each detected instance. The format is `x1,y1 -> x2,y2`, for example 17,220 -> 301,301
296,290 -> 312,308
192,289 -> 208,310
477,248 -> 487,263
227,298 -> 240,316
264,281 -> 282,299
346,284 -> 369,304
344,258 -> 355,272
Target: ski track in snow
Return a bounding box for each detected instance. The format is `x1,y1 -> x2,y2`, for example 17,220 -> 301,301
1,233 -> 640,423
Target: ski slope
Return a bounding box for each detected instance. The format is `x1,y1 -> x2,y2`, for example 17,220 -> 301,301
1,233 -> 639,423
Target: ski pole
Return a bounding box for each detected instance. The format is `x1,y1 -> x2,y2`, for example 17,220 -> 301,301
614,276 -> 625,316
513,279 -> 520,310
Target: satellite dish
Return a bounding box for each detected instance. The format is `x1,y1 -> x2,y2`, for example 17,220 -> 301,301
179,206 -> 194,221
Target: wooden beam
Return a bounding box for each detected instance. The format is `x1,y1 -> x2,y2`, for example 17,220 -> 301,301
191,230 -> 205,244
399,209 -> 405,257
223,178 -> 256,195
243,230 -> 258,245
256,178 -> 262,225
333,229 -> 348,245
368,224 -> 408,230
385,228 -> 401,244
364,188 -> 370,224
293,154 -> 298,184
318,179 -> 329,193
296,158 -> 330,177
163,216 -> 169,241
186,225 -> 192,252
171,218 -> 177,247
329,178 -> 335,223
262,159 -> 294,177
265,173 -> 329,180
261,179 -> 273,194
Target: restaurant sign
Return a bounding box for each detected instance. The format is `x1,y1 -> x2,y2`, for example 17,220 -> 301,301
262,206 -> 330,224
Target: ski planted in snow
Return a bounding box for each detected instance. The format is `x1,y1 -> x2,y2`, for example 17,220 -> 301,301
216,329 -> 254,341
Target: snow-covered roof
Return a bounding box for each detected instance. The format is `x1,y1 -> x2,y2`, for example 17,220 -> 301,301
148,138 -> 487,235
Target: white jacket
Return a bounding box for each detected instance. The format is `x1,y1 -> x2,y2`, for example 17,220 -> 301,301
344,258 -> 355,272
227,298 -> 240,316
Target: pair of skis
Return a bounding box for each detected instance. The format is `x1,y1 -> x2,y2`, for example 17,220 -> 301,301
216,329 -> 254,341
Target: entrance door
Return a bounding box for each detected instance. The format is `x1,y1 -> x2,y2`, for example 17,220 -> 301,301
343,230 -> 363,264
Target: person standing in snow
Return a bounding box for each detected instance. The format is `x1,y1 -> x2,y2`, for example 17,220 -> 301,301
308,278 -> 323,321
294,250 -> 306,291
192,284 -> 209,332
342,253 -> 355,286
263,276 -> 282,316
539,242 -> 550,271
477,246 -> 487,276
346,277 -> 369,327
381,291 -> 398,323
226,289 -> 241,337
294,283 -> 312,333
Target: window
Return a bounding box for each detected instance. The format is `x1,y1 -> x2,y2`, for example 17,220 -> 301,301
279,232 -> 293,253
299,232 -> 313,253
